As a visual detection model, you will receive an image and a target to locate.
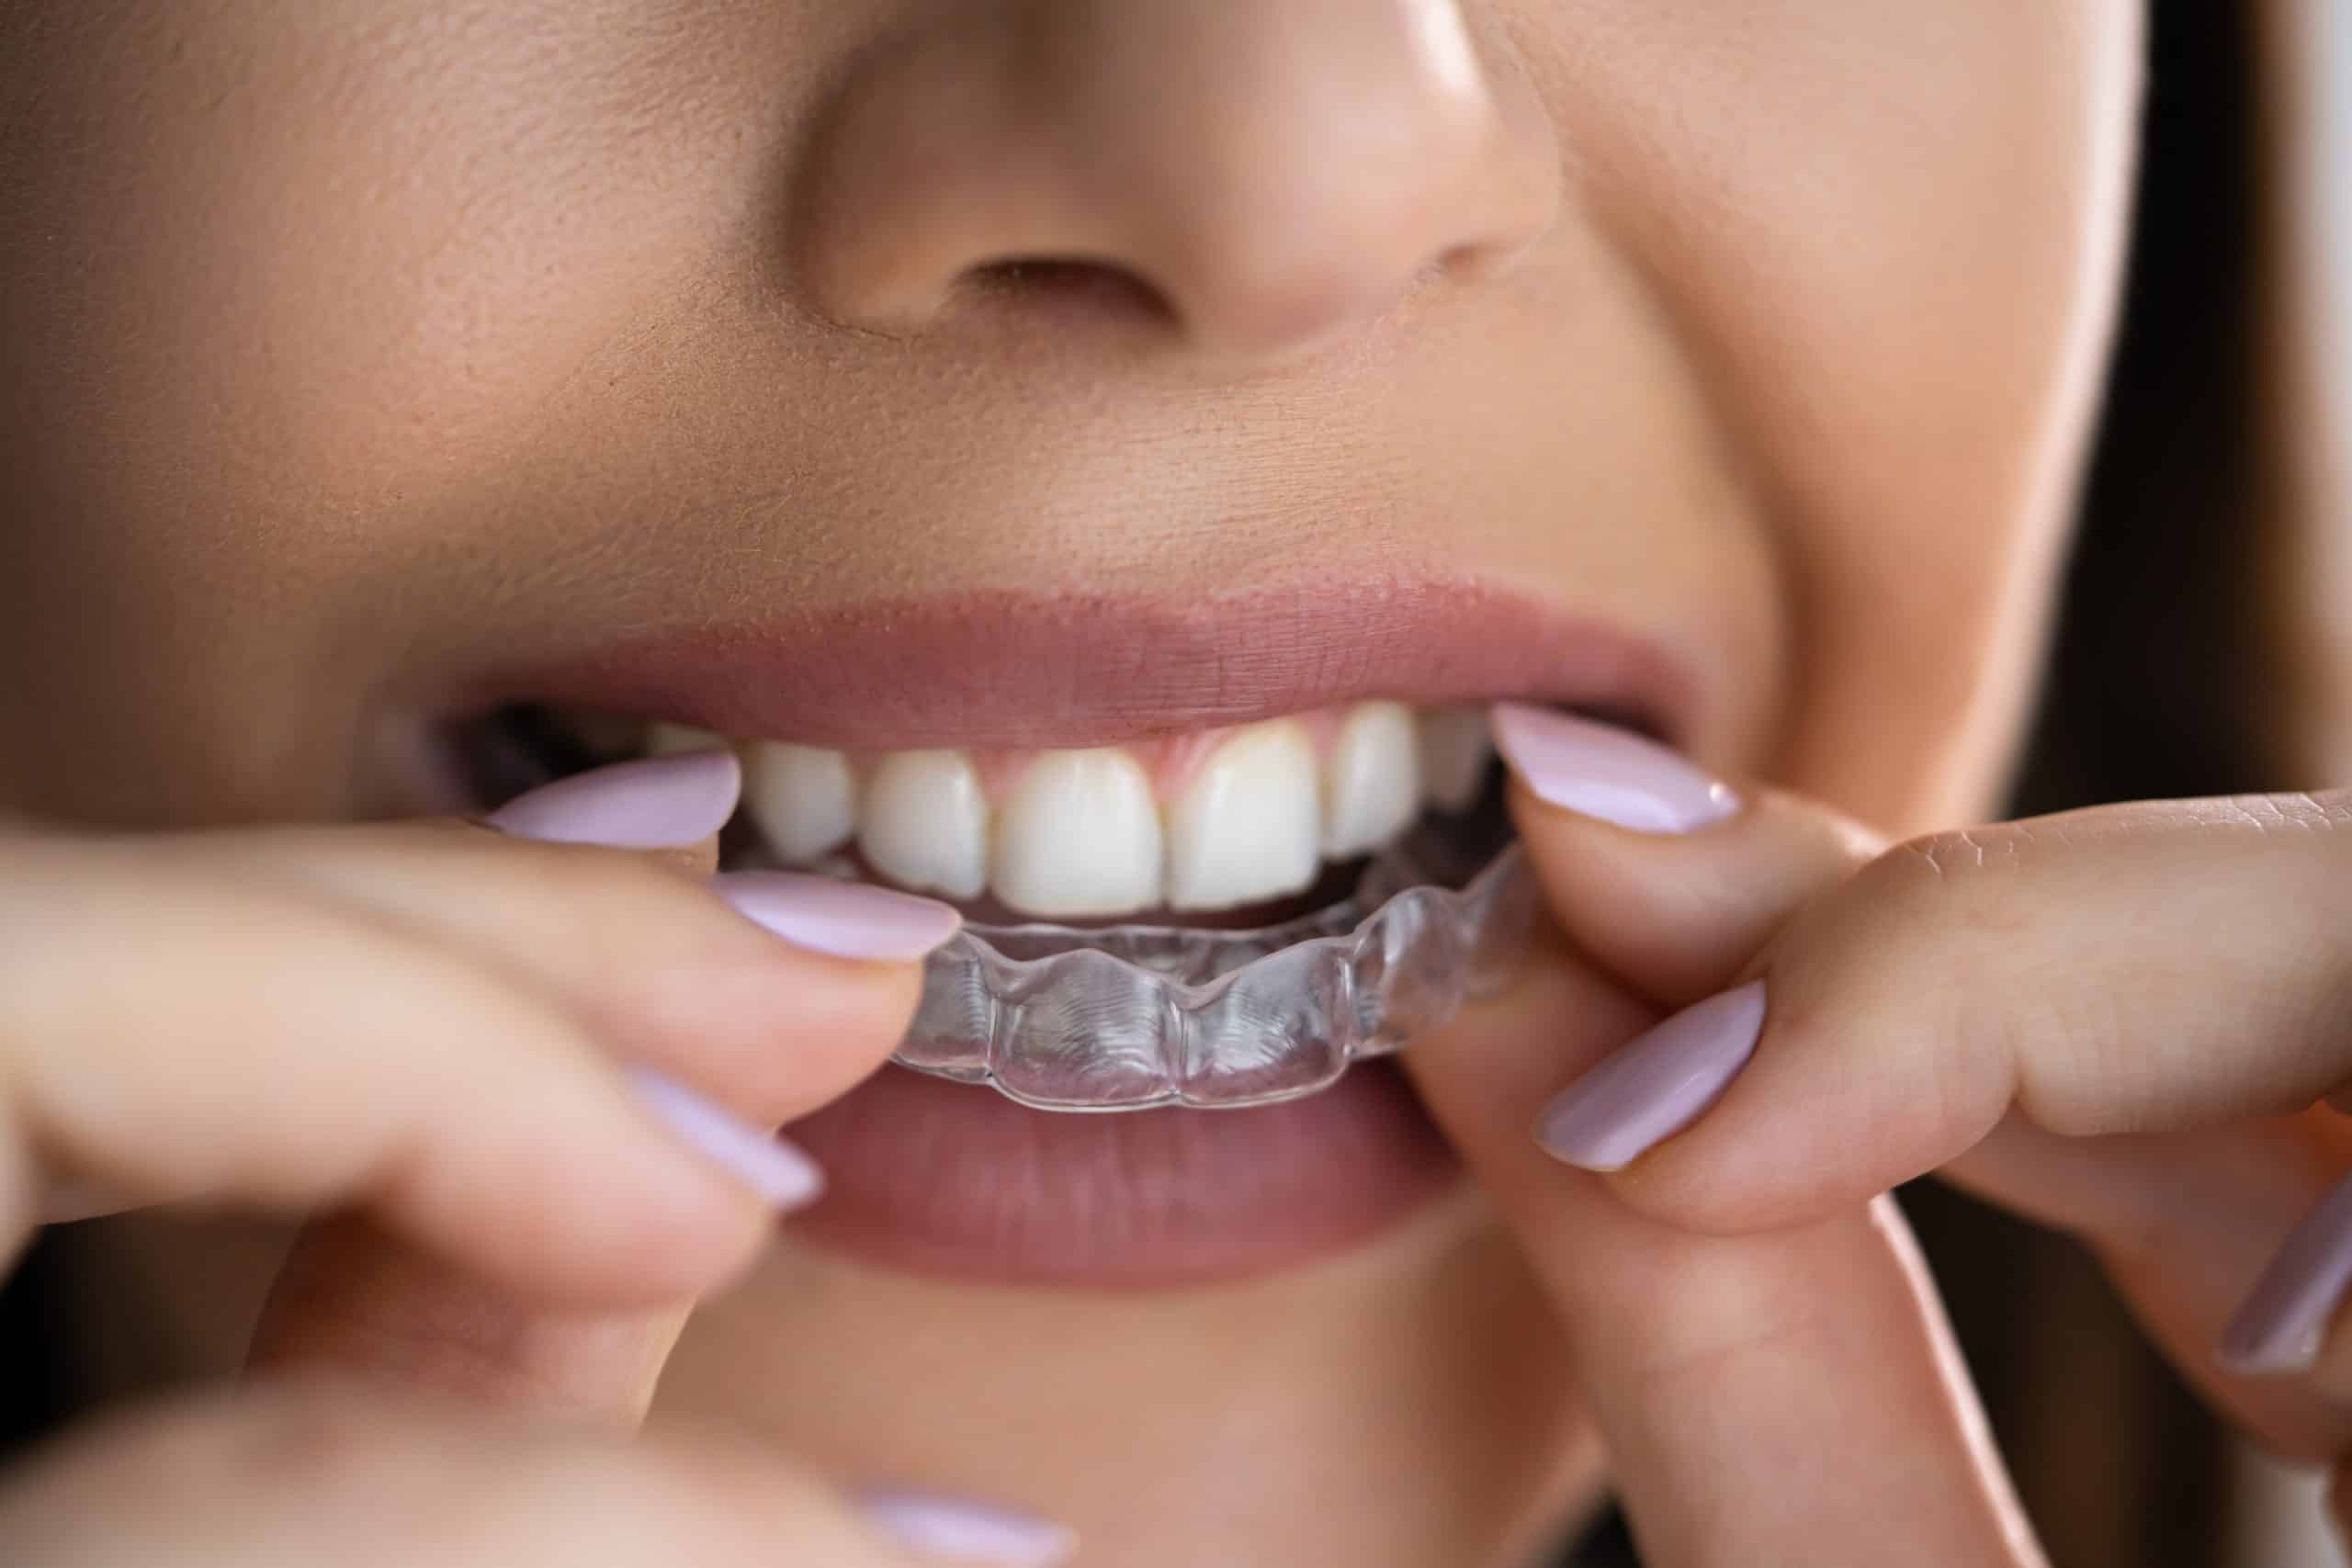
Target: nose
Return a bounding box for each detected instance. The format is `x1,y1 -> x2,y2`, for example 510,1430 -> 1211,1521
792,0 -> 1561,362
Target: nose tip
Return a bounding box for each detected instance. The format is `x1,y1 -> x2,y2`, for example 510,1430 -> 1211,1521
793,0 -> 1560,363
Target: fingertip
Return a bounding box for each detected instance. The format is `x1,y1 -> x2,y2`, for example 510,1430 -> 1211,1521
624,1066 -> 825,1213
1503,763 -> 1882,1008
484,751 -> 742,849
1490,702 -> 1742,835
712,872 -> 960,963
628,946 -> 920,1128
1531,980 -> 1768,1171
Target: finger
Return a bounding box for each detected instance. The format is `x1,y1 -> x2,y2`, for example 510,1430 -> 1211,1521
238,831 -> 944,1126
1521,791 -> 2352,1235
1492,711 -> 2352,1452
216,761 -> 958,1126
0,1380 -> 1075,1567
1490,702 -> 1882,1005
226,765 -> 955,1412
1520,788 -> 2352,1453
0,838 -> 810,1303
245,1214 -> 695,1423
1408,939 -> 2039,1567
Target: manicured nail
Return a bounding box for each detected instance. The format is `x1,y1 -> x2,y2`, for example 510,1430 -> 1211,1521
713,872 -> 962,961
857,1487 -> 1077,1567
486,750 -> 741,848
1488,702 -> 1738,832
1533,981 -> 1769,1170
2219,1172 -> 2352,1373
624,1066 -> 822,1211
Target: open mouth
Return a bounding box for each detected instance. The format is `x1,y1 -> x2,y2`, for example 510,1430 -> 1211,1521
469,699 -> 1540,1112
482,698 -> 1510,926
436,585 -> 1693,1285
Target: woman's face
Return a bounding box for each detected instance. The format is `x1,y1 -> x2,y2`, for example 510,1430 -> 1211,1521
0,3 -> 2140,1562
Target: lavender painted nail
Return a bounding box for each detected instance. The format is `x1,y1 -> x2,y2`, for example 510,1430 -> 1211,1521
2220,1172 -> 2352,1373
1533,981 -> 1769,1170
713,872 -> 962,961
486,750 -> 741,849
624,1066 -> 822,1211
858,1487 -> 1078,1567
1489,701 -> 1739,833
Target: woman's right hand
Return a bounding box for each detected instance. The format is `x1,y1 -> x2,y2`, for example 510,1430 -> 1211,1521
0,753 -> 1071,1566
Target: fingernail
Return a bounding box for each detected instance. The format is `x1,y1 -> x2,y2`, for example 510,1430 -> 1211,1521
713,872 -> 962,961
1488,702 -> 1739,832
857,1487 -> 1078,1567
486,751 -> 741,848
2219,1172 -> 2352,1373
624,1066 -> 822,1211
1533,980 -> 1769,1170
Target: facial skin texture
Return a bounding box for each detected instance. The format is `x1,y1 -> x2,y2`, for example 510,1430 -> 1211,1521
0,4 -> 2141,1565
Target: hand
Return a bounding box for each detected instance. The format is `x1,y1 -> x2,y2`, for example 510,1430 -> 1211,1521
1407,707 -> 2045,1566
0,1382 -> 1002,1568
1416,700 -> 2352,1557
0,755 -> 1070,1565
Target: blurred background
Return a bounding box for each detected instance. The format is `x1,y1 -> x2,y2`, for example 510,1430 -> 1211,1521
1861,2 -> 2350,1563
6,3 -> 2352,1563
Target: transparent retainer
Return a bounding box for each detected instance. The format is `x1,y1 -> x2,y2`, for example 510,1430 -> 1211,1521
890,819 -> 1536,1112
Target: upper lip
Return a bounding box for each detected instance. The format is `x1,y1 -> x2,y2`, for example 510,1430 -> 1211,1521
481,577 -> 1702,750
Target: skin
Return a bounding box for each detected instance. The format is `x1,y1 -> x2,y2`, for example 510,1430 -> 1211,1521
0,3 -> 2151,1564
1469,752 -> 2352,1549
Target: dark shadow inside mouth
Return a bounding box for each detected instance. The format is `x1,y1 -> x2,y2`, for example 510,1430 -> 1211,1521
762,849 -> 1379,933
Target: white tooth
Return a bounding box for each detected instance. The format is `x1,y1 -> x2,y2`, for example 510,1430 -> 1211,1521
1418,706 -> 1493,813
990,749 -> 1163,918
1320,701 -> 1422,858
741,741 -> 857,864
1163,721 -> 1321,911
857,750 -> 989,899
646,722 -> 728,757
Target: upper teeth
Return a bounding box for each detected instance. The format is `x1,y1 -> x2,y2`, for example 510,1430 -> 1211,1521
642,701 -> 1492,919
1161,720 -> 1322,914
993,747 -> 1164,915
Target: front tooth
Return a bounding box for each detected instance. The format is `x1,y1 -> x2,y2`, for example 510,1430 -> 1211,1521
858,750 -> 989,899
1163,721 -> 1321,911
1320,701 -> 1422,857
990,749 -> 1163,918
1418,706 -> 1493,813
646,722 -> 728,756
741,741 -> 857,864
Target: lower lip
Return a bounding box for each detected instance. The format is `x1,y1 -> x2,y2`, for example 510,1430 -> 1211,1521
783,1059 -> 1460,1288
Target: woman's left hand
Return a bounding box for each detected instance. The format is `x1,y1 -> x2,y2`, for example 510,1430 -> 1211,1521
1407,704 -> 2352,1564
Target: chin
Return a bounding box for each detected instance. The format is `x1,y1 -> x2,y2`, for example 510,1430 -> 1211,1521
663,1190 -> 1609,1567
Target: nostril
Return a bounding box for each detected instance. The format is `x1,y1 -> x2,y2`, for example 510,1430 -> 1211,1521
952,255 -> 1178,332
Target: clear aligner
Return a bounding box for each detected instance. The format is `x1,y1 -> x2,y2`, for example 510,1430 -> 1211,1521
892,825 -> 1537,1112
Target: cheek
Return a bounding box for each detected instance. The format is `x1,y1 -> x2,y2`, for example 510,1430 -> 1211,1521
1521,0 -> 2142,826
0,6 -> 792,516
0,4 -> 805,813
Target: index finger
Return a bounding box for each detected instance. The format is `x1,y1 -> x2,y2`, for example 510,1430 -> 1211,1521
1530,790 -> 2352,1235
